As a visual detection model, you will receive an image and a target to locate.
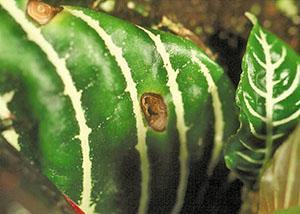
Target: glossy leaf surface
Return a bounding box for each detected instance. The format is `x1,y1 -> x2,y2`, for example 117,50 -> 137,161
0,0 -> 237,213
225,13 -> 300,186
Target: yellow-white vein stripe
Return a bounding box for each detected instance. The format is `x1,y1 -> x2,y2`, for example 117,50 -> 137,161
0,92 -> 15,120
191,51 -> 224,176
65,8 -> 150,214
139,27 -> 189,214
0,91 -> 20,151
0,2 -> 94,213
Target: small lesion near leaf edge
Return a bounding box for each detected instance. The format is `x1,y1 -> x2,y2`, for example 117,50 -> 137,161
26,0 -> 63,25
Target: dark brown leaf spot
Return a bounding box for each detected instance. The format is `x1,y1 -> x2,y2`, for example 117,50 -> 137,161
140,93 -> 168,132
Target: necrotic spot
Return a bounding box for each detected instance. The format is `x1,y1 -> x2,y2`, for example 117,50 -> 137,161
27,0 -> 62,25
140,93 -> 167,132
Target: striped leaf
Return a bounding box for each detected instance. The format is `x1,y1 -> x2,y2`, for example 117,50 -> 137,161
0,0 -> 237,213
225,13 -> 300,186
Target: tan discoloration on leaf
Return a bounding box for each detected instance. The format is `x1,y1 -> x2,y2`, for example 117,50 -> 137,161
140,93 -> 167,132
27,0 -> 62,25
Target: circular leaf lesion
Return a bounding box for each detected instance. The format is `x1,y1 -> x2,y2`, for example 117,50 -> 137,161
27,0 -> 62,25
140,93 -> 168,132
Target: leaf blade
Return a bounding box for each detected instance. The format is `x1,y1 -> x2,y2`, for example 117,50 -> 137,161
258,125 -> 300,213
225,13 -> 300,186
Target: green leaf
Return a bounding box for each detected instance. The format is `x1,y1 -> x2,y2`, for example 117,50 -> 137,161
0,0 -> 238,213
225,13 -> 300,186
274,206 -> 300,214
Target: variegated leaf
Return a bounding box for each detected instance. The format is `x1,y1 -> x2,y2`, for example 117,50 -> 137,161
225,13 -> 300,186
0,0 -> 238,213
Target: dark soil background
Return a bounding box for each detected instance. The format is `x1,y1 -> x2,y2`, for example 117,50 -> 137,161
43,0 -> 299,213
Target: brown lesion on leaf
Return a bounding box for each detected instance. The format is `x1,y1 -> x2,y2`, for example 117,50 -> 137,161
140,93 -> 168,132
27,0 -> 62,25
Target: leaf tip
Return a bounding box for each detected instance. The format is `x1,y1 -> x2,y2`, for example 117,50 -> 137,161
245,12 -> 258,25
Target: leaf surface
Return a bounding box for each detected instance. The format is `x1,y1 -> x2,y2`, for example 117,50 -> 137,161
0,1 -> 238,213
258,124 -> 300,214
225,13 -> 300,186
